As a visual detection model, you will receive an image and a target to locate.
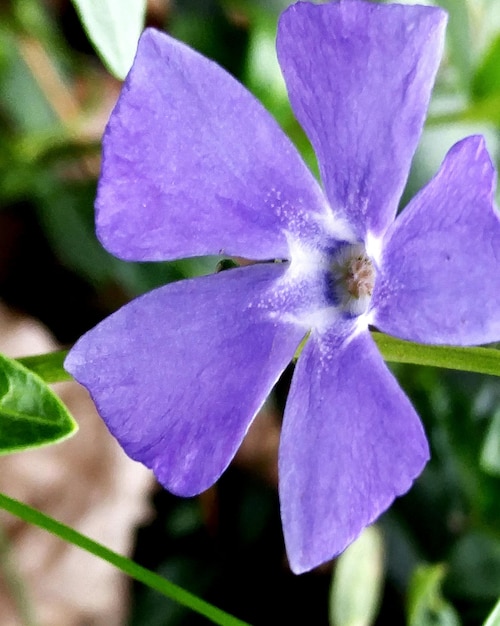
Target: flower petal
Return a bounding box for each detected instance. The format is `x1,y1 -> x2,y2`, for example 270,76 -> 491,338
96,28 -> 332,263
277,1 -> 446,239
373,136 -> 500,345
65,264 -> 305,496
279,328 -> 428,574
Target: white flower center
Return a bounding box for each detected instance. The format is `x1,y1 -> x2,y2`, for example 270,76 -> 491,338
331,243 -> 375,316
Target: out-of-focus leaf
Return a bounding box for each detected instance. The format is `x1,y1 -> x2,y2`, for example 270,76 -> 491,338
329,526 -> 384,626
35,179 -> 116,286
480,409 -> 500,476
13,0 -> 63,52
484,597 -> 500,626
472,35 -> 500,101
243,6 -> 318,177
0,27 -> 57,132
131,558 -> 215,626
70,0 -> 146,79
447,533 -> 500,603
245,9 -> 287,106
427,93 -> 500,126
438,0 -> 473,90
0,353 -> 77,455
33,175 -> 218,294
407,564 -> 461,626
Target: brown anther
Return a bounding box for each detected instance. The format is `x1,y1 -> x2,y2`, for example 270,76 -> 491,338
345,256 -> 374,298
331,243 -> 376,316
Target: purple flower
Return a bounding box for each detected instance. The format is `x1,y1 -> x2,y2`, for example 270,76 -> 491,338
65,0 -> 500,573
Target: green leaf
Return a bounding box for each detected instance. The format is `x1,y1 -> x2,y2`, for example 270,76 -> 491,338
472,34 -> 500,101
447,533 -> 500,602
16,350 -> 71,384
0,353 -> 77,455
427,93 -> 500,127
484,597 -> 500,626
329,526 -> 384,626
373,333 -> 500,378
407,563 -> 461,626
70,0 -> 146,79
480,408 -> 500,476
437,0 -> 473,91
0,26 -> 57,133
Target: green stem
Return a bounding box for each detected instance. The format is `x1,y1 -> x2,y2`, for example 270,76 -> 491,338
0,492 -> 250,626
373,333 -> 500,377
14,335 -> 500,388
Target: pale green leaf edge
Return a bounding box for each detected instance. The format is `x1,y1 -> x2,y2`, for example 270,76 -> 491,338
407,563 -> 460,626
329,525 -> 385,626
70,0 -> 146,79
484,597 -> 500,626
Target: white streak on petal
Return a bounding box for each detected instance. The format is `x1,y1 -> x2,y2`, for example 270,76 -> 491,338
364,231 -> 384,268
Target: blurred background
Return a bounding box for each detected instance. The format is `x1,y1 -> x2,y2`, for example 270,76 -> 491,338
1,0 -> 500,624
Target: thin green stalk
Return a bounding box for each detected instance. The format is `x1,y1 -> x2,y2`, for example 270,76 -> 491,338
0,492 -> 250,626
14,335 -> 500,387
373,333 -> 500,377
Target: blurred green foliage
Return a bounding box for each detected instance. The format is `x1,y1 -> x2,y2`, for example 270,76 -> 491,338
1,0 -> 500,624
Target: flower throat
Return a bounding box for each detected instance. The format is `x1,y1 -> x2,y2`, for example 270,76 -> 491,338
331,243 -> 376,316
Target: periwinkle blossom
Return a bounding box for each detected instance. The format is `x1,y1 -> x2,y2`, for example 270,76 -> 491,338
65,0 -> 500,573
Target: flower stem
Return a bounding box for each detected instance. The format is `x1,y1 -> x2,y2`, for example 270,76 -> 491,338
373,332 -> 500,377
14,336 -> 500,387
